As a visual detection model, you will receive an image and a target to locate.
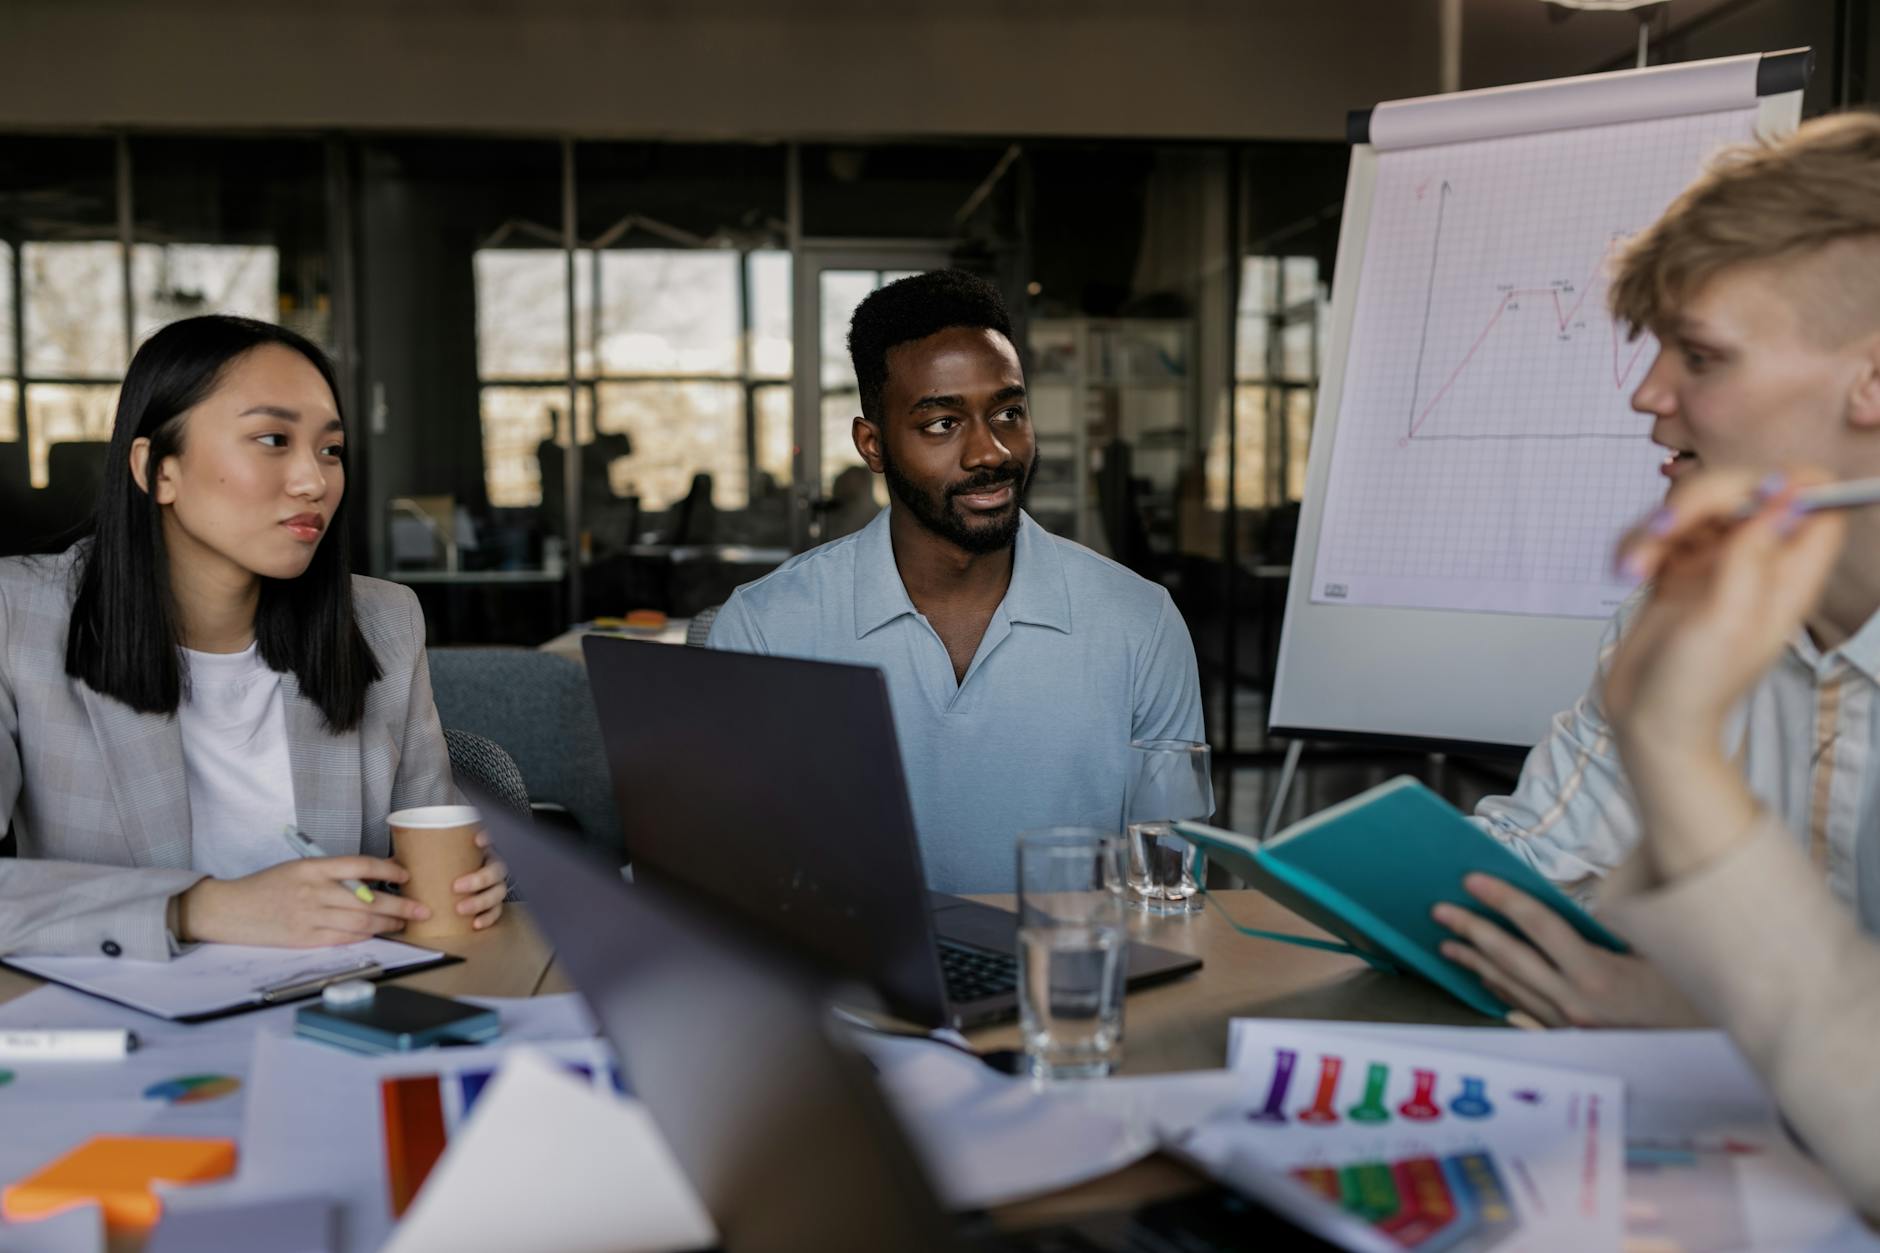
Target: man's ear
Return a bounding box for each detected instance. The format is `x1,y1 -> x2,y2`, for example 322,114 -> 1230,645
128,437 -> 178,504
852,415 -> 886,474
1849,331 -> 1880,431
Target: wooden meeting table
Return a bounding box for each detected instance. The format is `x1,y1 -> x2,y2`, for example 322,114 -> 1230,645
0,892 -> 1493,1235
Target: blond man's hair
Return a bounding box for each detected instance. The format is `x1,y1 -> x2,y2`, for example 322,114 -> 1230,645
1610,111 -> 1880,346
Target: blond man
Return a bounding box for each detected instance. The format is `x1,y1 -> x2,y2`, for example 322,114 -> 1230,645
1434,112 -> 1880,1027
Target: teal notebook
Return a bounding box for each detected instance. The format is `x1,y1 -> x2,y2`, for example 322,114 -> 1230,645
1173,776 -> 1627,1019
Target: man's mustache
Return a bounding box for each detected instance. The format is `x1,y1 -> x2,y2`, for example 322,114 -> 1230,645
948,467 -> 1026,497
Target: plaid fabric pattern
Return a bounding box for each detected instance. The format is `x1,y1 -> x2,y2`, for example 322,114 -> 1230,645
0,549 -> 456,958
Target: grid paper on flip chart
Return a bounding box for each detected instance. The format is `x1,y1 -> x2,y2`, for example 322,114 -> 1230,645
1311,107 -> 1760,619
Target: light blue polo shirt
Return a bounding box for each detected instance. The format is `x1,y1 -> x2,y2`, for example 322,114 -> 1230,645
707,507 -> 1205,893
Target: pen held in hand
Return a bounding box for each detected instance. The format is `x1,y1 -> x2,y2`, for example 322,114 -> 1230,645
1729,475 -> 1880,521
280,824 -> 375,903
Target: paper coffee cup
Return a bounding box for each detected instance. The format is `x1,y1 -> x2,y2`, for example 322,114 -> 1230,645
388,805 -> 485,939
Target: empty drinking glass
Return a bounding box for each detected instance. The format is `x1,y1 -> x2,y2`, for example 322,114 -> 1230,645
1124,739 -> 1213,915
1015,827 -> 1127,1081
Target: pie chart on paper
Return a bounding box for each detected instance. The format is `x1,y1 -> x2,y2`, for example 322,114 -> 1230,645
143,1074 -> 242,1104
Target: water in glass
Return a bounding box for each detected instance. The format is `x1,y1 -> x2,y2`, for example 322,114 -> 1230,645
1124,739 -> 1212,915
1125,820 -> 1203,914
1017,920 -> 1126,1080
1016,827 -> 1127,1080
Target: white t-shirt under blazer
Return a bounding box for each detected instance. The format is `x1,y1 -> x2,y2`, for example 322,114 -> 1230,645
177,643 -> 298,880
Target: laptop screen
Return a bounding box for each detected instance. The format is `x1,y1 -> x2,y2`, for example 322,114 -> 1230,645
481,790 -> 960,1253
582,636 -> 951,1023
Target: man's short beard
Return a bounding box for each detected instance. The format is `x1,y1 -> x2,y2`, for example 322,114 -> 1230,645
878,444 -> 1036,555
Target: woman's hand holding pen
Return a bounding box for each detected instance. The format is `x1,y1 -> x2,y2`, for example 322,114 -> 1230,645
175,856 -> 430,947
1432,466 -> 1846,1028
1602,466 -> 1846,884
1605,466 -> 1846,755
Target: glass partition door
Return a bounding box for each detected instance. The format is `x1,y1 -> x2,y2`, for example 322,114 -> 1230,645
789,244 -> 949,550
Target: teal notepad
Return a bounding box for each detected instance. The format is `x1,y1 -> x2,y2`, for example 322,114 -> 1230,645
1174,776 -> 1627,1019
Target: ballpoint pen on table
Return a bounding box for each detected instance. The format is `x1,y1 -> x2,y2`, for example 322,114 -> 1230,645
254,960 -> 384,1004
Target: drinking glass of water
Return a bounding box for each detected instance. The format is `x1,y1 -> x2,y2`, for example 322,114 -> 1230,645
1124,739 -> 1214,915
1015,827 -> 1128,1081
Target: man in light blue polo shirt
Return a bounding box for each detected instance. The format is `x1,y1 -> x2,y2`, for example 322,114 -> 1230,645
708,269 -> 1204,892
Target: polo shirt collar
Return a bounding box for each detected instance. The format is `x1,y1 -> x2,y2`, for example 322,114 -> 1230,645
1825,604 -> 1880,685
1003,512 -> 1074,634
852,506 -> 1074,639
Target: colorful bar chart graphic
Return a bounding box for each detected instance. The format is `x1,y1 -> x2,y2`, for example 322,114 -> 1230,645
1245,1054 -> 1495,1128
1399,1069 -> 1442,1121
1217,1025 -> 1625,1250
1249,1049 -> 1296,1124
1293,1151 -> 1521,1251
1298,1055 -> 1345,1125
142,1074 -> 242,1105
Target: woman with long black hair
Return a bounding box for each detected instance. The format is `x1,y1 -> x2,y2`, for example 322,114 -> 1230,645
0,315 -> 506,958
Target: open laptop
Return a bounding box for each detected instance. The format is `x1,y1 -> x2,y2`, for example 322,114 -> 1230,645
583,635 -> 1200,1030
481,791 -> 1383,1253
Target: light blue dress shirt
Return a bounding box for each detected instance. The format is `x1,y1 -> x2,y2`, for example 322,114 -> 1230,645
707,507 -> 1205,893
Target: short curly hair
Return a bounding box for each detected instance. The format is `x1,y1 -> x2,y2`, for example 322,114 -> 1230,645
847,270 -> 1014,423
1610,111 -> 1880,346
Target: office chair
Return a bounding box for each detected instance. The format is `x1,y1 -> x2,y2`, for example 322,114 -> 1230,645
442,727 -> 528,901
684,605 -> 721,648
428,648 -> 622,854
442,728 -> 531,817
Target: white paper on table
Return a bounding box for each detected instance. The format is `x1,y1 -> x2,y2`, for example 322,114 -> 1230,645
0,986 -> 597,1211
0,1202 -> 103,1253
855,1030 -> 1245,1210
4,938 -> 446,1021
382,1050 -> 713,1253
234,1030 -> 624,1253
1246,1021 -> 1877,1252
1192,1020 -> 1626,1252
0,987 -> 261,1190
457,993 -> 597,1044
0,984 -> 297,1052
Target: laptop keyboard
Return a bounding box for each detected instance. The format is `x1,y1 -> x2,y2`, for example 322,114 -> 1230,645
938,938 -> 1020,1002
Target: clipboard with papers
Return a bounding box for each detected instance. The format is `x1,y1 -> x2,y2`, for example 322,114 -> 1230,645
1,937 -> 458,1022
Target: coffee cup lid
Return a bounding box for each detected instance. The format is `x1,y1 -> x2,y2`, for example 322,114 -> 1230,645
387,805 -> 481,829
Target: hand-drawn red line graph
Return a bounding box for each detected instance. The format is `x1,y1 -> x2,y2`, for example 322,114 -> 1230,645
1400,186 -> 1652,445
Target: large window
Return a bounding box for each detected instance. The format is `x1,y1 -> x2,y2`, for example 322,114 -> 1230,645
1209,255 -> 1327,512
0,136 -> 319,561
815,267 -> 922,508
474,247 -> 790,514
19,241 -> 124,491
12,241 -> 277,489
0,240 -> 13,446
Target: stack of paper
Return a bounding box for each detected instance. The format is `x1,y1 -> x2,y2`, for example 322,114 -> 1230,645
1201,1020 -> 1879,1253
1248,1022 -> 1777,1251
1178,1019 -> 1625,1251
856,1029 -> 1245,1210
0,987 -> 272,1194
3,938 -> 449,1022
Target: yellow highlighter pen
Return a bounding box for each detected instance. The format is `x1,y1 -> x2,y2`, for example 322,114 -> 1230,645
280,823 -> 376,903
